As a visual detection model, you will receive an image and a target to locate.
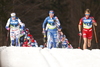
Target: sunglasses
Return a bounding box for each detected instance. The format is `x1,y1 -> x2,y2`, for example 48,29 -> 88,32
85,14 -> 90,16
11,16 -> 16,18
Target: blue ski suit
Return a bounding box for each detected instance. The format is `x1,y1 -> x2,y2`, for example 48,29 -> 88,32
5,17 -> 23,46
42,16 -> 61,49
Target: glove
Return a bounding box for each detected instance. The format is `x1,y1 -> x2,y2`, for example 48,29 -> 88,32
20,30 -> 24,34
20,26 -> 24,30
78,31 -> 82,36
6,28 -> 10,30
58,29 -> 61,32
42,30 -> 45,34
42,30 -> 47,34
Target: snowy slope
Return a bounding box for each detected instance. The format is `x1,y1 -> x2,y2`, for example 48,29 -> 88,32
0,46 -> 100,67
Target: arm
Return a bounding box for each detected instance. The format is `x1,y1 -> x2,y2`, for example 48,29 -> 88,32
18,18 -> 23,26
93,22 -> 97,26
6,19 -> 10,28
5,19 -> 10,30
18,18 -> 25,30
54,16 -> 60,26
78,24 -> 82,32
54,16 -> 62,31
92,17 -> 97,26
45,24 -> 49,31
78,18 -> 83,32
42,17 -> 48,32
78,18 -> 83,36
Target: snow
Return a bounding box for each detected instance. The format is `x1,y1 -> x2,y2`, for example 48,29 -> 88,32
0,46 -> 100,67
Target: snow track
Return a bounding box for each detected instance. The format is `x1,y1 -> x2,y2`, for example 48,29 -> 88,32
0,47 -> 100,67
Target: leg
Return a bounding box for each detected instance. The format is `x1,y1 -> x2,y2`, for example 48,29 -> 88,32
83,38 -> 88,49
20,35 -> 25,46
15,38 -> 18,46
87,29 -> 92,48
15,29 -> 20,46
56,31 -> 59,47
82,29 -> 88,49
52,31 -> 57,48
47,31 -> 52,49
10,31 -> 15,46
88,39 -> 92,47
58,42 -> 62,48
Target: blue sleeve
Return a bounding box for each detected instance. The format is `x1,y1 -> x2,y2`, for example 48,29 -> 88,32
58,25 -> 62,29
5,26 -> 9,29
42,17 -> 48,29
20,26 -> 25,30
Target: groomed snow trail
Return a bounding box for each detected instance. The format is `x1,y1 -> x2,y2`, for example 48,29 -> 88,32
0,47 -> 100,67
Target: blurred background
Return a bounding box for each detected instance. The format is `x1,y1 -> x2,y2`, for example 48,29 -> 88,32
0,0 -> 100,49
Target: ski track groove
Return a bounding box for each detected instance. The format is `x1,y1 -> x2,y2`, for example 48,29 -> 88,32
46,49 -> 62,67
40,48 -> 61,67
1,47 -> 100,67
50,49 -> 71,67
39,49 -> 51,67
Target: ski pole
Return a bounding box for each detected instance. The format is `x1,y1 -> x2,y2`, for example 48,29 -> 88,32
42,31 -> 47,47
93,24 -> 98,48
6,30 -> 10,46
78,35 -> 81,49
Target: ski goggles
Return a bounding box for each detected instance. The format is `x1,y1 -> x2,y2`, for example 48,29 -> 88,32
11,16 -> 16,18
85,14 -> 90,16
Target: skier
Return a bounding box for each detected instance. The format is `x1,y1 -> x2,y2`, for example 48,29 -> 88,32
23,31 -> 32,47
23,29 -> 38,47
25,28 -> 29,34
20,23 -> 25,46
27,32 -> 38,47
24,28 -> 30,40
57,31 -> 64,48
22,38 -> 32,47
30,38 -> 38,47
60,35 -> 73,49
78,9 -> 97,49
5,12 -> 23,46
42,10 -> 61,49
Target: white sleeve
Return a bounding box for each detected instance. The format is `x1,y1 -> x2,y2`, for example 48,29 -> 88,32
55,16 -> 60,26
18,18 -> 23,26
6,19 -> 10,27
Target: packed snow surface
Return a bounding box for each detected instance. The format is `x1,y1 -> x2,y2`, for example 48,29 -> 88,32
0,46 -> 100,67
